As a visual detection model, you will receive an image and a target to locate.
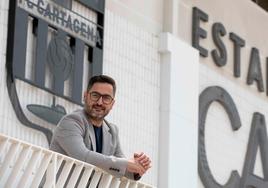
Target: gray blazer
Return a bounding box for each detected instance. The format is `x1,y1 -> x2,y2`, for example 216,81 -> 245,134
50,109 -> 136,179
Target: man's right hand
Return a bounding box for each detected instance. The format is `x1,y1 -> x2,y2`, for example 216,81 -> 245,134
127,158 -> 146,176
134,152 -> 151,171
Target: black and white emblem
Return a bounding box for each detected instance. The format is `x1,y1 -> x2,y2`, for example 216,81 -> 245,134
6,0 -> 105,143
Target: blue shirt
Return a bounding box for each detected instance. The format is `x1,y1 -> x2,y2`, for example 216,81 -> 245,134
93,126 -> 103,153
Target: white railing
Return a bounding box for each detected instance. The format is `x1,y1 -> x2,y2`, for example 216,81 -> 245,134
0,133 -> 154,188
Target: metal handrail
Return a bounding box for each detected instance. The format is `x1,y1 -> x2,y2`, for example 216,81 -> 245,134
0,133 -> 154,188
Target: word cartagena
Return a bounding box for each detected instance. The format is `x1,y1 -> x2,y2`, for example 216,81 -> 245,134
18,0 -> 102,46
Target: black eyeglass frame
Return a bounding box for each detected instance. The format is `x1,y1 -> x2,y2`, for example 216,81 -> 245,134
89,91 -> 114,105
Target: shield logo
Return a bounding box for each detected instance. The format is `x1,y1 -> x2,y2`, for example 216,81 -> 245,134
6,0 -> 105,143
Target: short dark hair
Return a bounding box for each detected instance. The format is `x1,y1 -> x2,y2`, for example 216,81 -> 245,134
87,75 -> 116,95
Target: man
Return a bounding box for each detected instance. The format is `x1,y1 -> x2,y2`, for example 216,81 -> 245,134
50,75 -> 151,180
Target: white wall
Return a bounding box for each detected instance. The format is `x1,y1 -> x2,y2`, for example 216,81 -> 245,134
103,9 -> 160,185
106,0 -> 163,34
158,33 -> 199,188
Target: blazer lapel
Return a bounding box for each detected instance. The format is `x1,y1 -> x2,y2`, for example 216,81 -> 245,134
102,121 -> 112,155
82,110 -> 97,151
88,123 -> 96,151
82,111 -> 97,152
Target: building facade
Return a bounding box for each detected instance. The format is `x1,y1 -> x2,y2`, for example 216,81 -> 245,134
0,0 -> 267,187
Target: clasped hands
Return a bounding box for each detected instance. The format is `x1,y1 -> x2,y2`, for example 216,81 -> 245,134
127,152 -> 151,176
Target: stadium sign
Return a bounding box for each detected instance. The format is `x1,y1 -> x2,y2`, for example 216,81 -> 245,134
193,7 -> 268,188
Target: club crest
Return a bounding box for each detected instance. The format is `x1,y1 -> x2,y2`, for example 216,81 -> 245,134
6,0 -> 105,143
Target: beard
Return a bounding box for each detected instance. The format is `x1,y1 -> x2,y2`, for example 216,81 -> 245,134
85,104 -> 109,121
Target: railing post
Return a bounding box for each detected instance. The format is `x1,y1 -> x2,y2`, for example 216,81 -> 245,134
66,163 -> 84,188
119,179 -> 129,188
4,144 -> 31,188
128,181 -> 138,188
44,153 -> 57,188
18,149 -> 43,188
98,173 -> 113,188
31,152 -> 53,188
0,141 -> 21,182
110,177 -> 121,188
77,165 -> 94,187
88,170 -> 102,188
137,183 -> 146,188
56,159 -> 75,188
0,138 -> 9,157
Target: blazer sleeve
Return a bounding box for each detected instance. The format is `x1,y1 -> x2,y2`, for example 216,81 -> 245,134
52,115 -> 128,178
110,123 -> 141,181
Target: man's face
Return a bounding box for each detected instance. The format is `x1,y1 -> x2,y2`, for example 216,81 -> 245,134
84,82 -> 115,122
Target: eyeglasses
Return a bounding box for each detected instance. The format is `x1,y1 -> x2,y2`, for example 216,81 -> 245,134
89,91 -> 114,105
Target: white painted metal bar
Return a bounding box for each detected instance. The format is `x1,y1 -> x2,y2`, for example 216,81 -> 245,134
18,149 -> 43,188
98,173 -> 113,188
0,141 -> 21,181
43,153 -> 57,188
0,134 -> 155,188
88,170 -> 102,188
110,177 -> 121,188
140,183 -> 156,188
119,179 -> 129,188
30,152 -> 53,188
137,183 -> 146,188
77,165 -> 94,188
66,163 -> 84,188
129,181 -> 138,188
56,155 -> 64,172
56,159 -> 75,188
4,145 -> 32,188
0,138 -> 9,158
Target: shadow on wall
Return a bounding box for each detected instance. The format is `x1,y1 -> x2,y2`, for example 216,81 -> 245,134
252,0 -> 268,11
